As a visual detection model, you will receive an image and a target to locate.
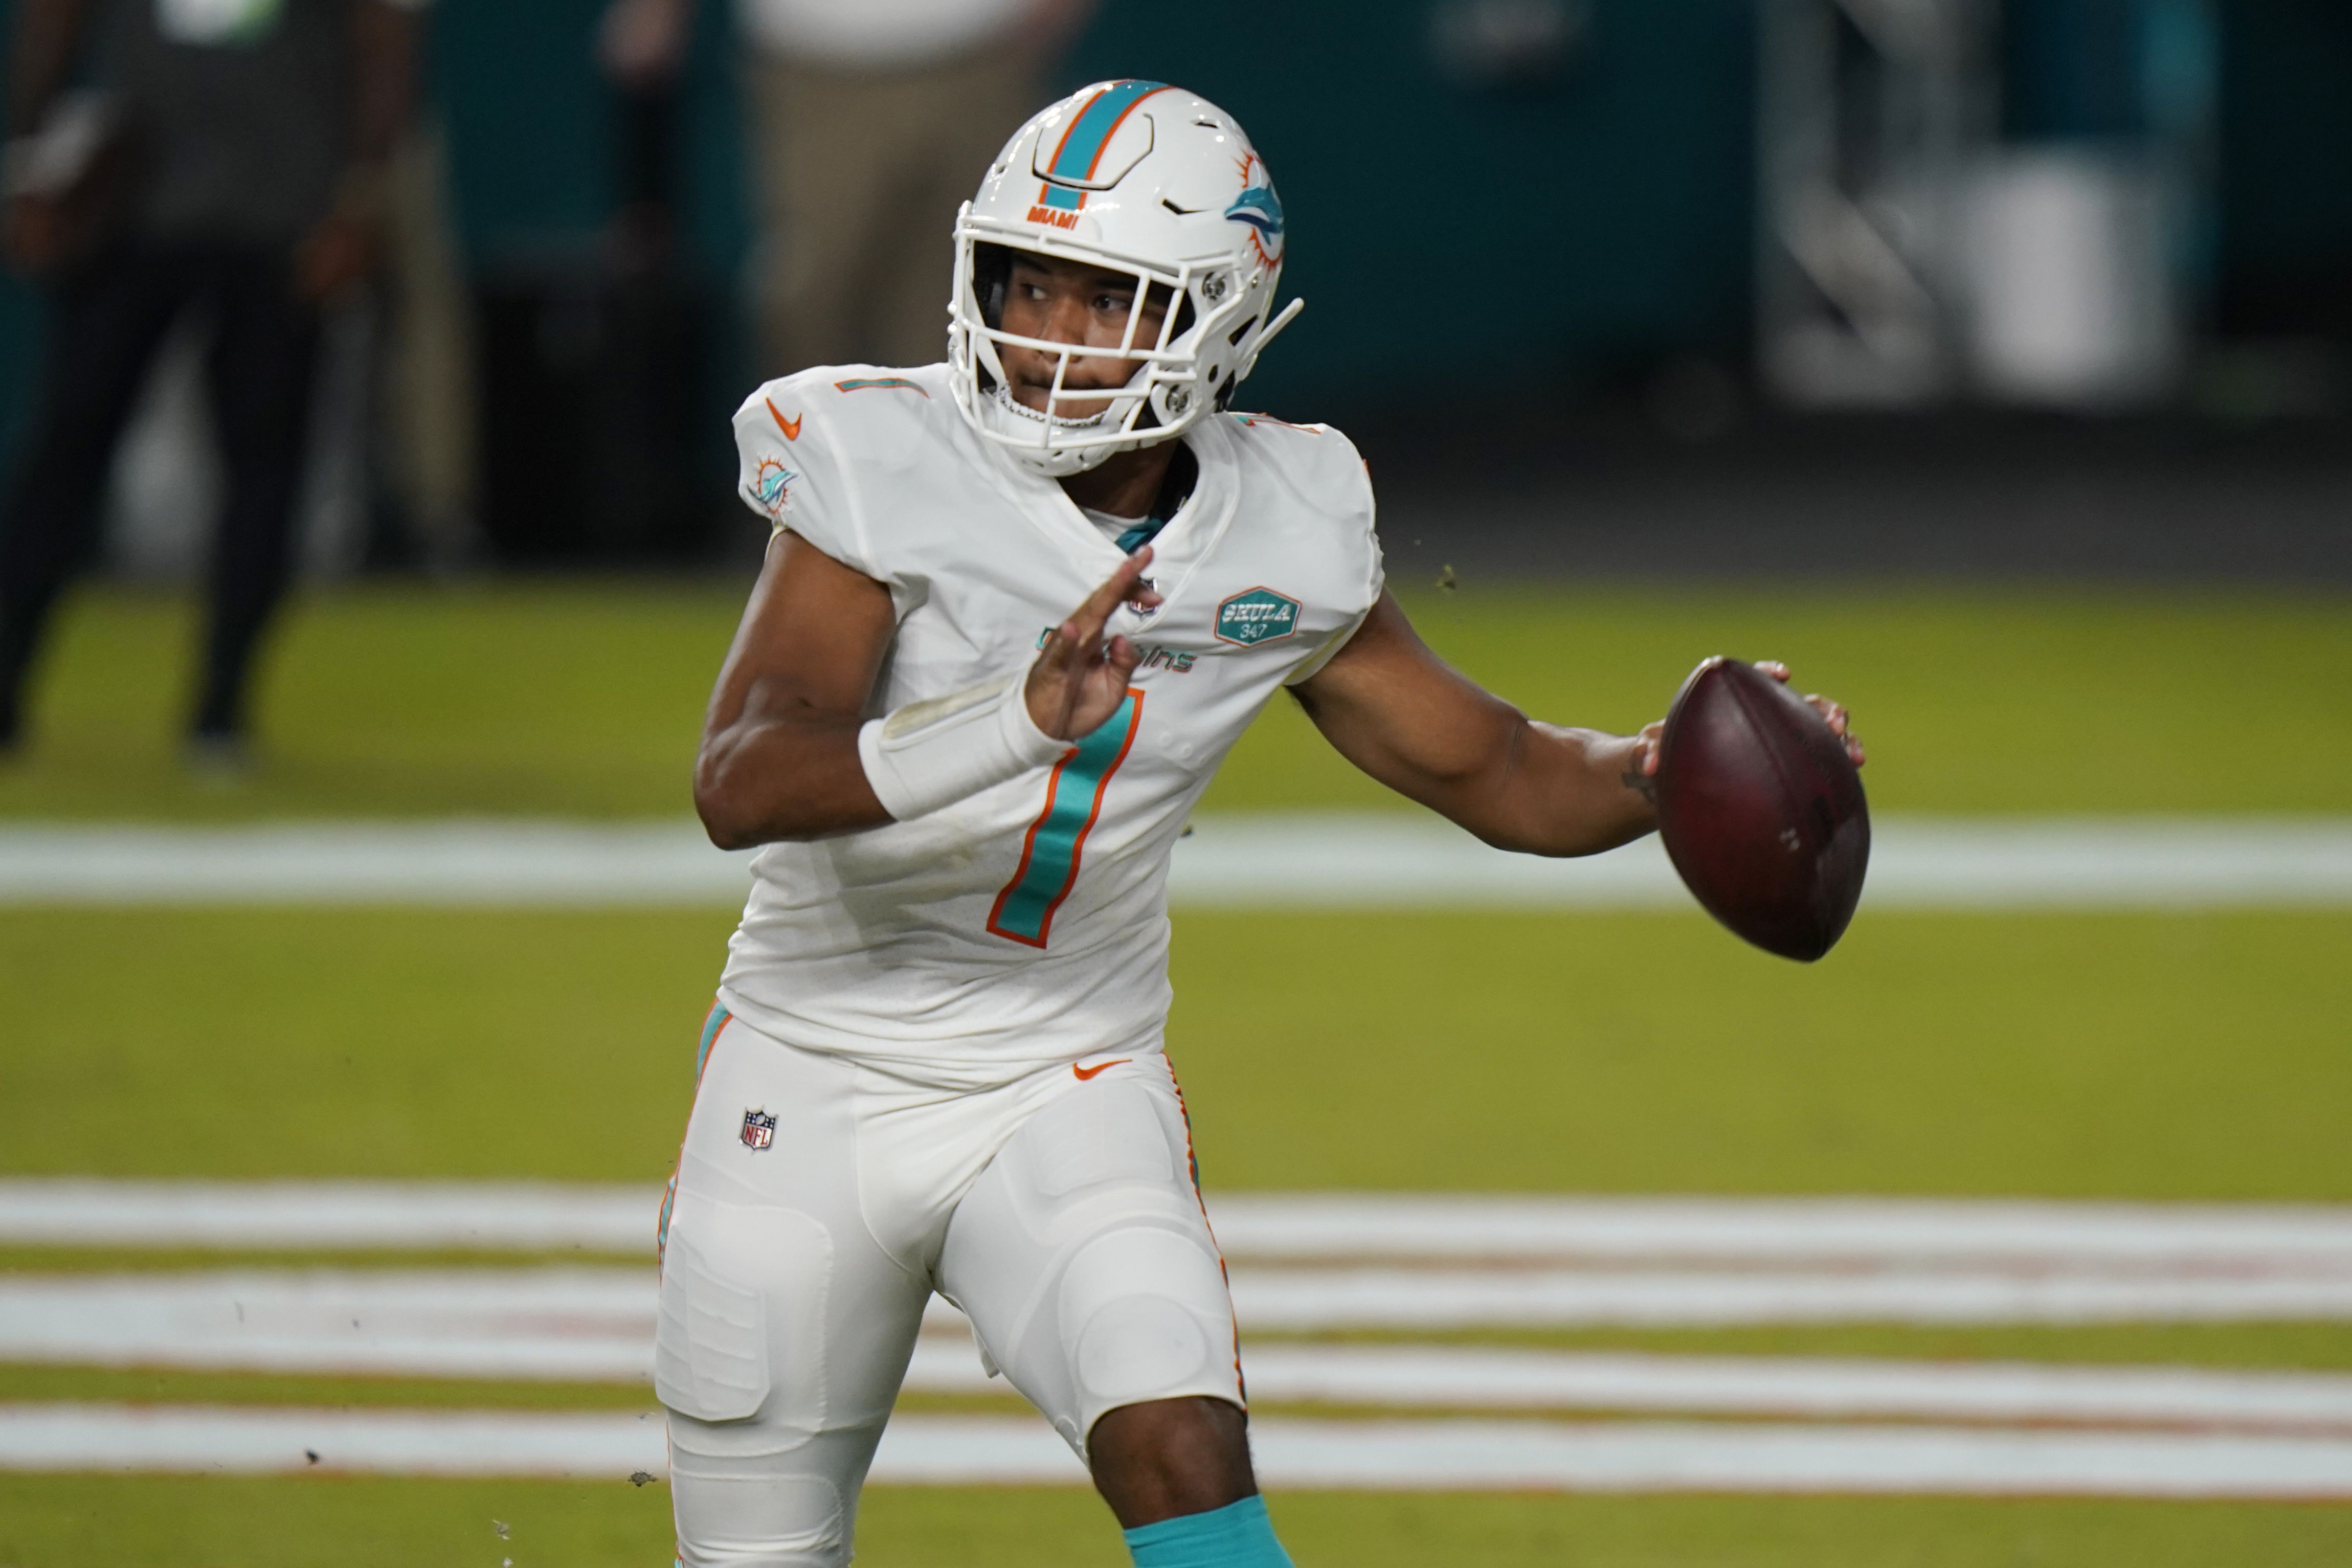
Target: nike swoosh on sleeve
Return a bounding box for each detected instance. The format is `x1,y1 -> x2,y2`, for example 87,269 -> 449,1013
766,399 -> 802,441
1071,1059 -> 1130,1081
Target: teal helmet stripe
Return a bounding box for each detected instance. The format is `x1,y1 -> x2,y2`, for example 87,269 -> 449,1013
1043,79 -> 1170,192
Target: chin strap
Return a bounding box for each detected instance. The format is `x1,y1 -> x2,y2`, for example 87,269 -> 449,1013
1236,298 -> 1304,380
992,382 -> 1108,433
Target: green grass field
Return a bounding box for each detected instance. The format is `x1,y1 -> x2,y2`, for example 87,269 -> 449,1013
7,1475 -> 2347,1568
5,581 -> 2350,1566
2,580 -> 2347,819
6,906 -> 2349,1199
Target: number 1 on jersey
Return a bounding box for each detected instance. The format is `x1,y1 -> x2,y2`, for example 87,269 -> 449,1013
987,689 -> 1144,948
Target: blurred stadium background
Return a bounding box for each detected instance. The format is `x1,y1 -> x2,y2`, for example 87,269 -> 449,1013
2,1 -> 2349,1564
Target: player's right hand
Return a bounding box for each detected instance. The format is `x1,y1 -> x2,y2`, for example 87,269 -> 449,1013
1025,547 -> 1163,741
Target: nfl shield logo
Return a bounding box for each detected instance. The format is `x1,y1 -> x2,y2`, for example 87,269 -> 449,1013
740,1108 -> 777,1151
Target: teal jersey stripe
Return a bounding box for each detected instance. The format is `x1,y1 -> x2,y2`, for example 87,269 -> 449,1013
989,692 -> 1142,946
1045,79 -> 1168,186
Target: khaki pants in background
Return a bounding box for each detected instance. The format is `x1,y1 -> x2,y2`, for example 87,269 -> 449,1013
745,49 -> 1042,377
382,115 -> 479,566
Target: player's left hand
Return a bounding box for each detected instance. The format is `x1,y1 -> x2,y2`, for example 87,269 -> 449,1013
1625,660 -> 1865,789
1025,547 -> 1163,741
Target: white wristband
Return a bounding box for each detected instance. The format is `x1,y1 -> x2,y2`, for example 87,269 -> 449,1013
857,670 -> 1066,821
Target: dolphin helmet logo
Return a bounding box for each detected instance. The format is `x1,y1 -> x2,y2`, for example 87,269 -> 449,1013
1224,157 -> 1284,265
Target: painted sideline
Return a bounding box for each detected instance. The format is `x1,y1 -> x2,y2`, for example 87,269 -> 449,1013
9,1182 -> 2351,1268
3,814 -> 2350,907
8,1405 -> 2352,1497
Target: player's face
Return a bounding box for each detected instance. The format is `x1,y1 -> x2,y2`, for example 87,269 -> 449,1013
997,253 -> 1173,421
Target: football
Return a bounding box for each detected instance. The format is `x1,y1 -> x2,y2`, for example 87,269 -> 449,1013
1653,657 -> 1870,961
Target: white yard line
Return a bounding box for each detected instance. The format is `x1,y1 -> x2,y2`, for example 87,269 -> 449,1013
0,1269 -> 657,1383
0,821 -> 749,907
4,815 -> 2350,907
1221,1267 -> 2352,1328
8,1405 -> 2352,1497
0,1402 -> 678,1479
1206,1193 -> 2352,1269
11,1182 -> 2352,1271
0,1180 -> 662,1253
9,1271 -> 2352,1394
1245,1416 -> 2352,1497
1205,1345 -> 2352,1431
1176,814 -> 2352,910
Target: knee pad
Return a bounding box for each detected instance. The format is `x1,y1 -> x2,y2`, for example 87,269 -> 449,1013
667,1424 -> 850,1568
1060,1225 -> 1233,1412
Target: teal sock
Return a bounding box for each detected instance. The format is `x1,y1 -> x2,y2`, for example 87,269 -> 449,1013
1123,1495 -> 1294,1568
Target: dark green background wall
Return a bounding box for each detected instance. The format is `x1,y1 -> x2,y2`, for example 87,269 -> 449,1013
433,0 -> 1760,412
1,1 -> 2346,469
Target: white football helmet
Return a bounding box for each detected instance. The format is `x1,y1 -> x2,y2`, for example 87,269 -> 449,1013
947,81 -> 1304,478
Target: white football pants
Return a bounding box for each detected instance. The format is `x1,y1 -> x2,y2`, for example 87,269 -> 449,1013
656,1009 -> 1243,1567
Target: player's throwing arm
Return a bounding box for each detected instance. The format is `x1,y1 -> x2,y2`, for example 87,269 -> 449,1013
1286,597 -> 1863,859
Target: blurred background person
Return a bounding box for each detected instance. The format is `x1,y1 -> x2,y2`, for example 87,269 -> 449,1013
598,0 -> 1094,378
0,0 -> 424,768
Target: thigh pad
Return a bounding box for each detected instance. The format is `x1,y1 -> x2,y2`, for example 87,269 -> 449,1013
655,1189 -> 833,1431
938,1067 -> 1242,1454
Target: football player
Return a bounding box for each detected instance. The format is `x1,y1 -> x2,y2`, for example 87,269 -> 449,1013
666,80 -> 1861,1568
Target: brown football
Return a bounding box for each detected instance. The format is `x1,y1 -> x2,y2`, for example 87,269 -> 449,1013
1653,657 -> 1869,961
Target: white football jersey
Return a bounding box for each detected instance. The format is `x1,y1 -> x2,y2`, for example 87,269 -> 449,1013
716,361 -> 1383,1089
